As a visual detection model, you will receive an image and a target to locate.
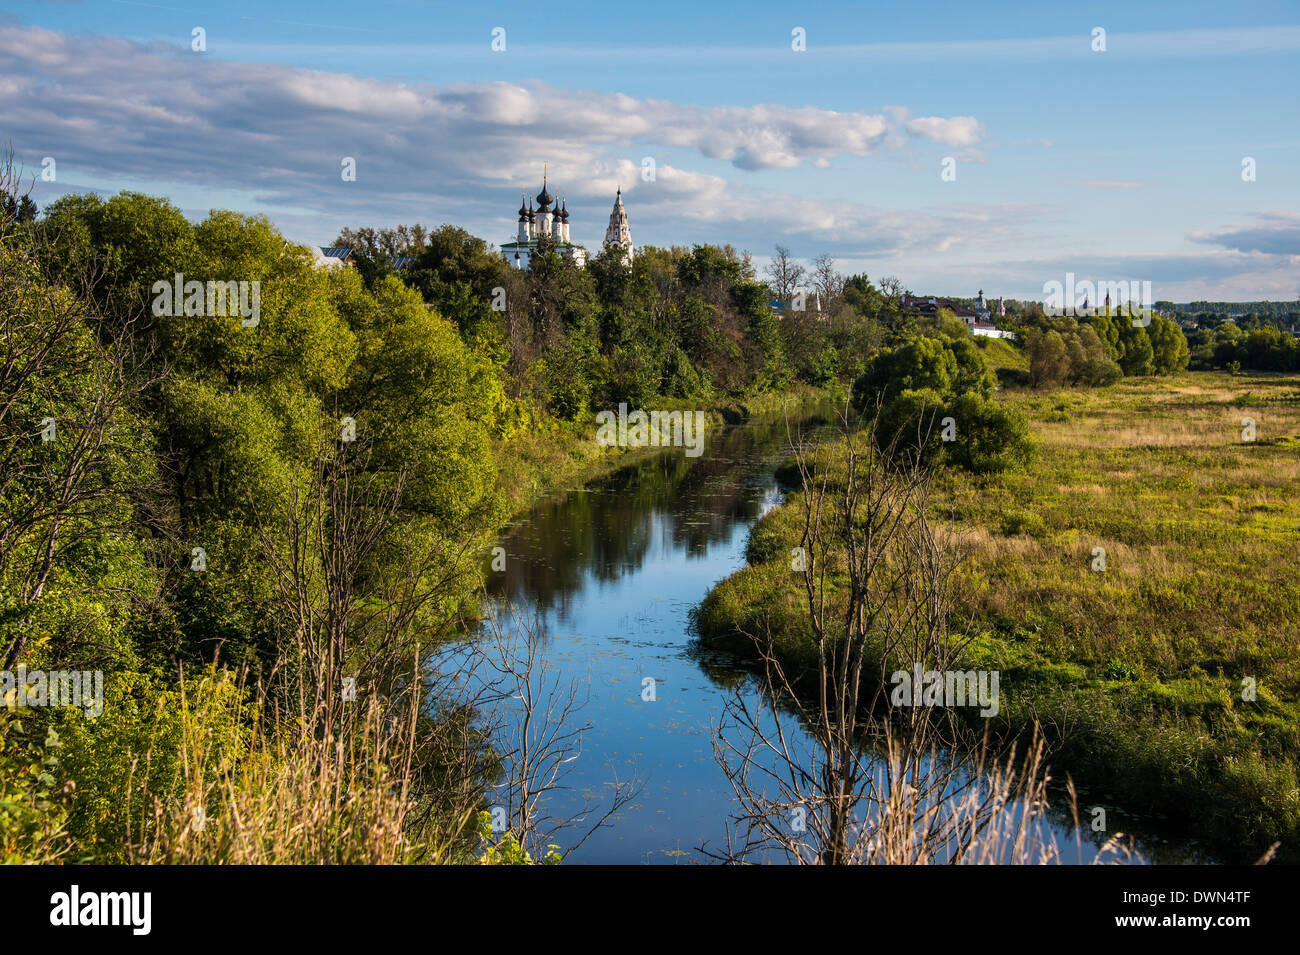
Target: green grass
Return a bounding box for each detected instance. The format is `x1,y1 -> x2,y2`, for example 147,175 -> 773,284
696,370 -> 1300,863
975,334 -> 1027,370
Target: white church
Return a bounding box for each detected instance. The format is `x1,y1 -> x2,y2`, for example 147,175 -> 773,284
501,168 -> 634,269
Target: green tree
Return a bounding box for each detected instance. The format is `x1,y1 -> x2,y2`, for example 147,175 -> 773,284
875,387 -> 946,464
1147,313 -> 1190,375
1117,318 -> 1155,375
38,192 -> 198,319
945,391 -> 1035,473
852,337 -> 957,411
947,335 -> 996,399
0,190 -> 36,224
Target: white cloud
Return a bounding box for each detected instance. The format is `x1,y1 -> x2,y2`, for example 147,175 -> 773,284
903,115 -> 983,147
0,20 -> 1012,257
0,22 -> 979,198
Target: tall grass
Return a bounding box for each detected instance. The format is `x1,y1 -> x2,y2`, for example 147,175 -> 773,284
124,670 -> 479,865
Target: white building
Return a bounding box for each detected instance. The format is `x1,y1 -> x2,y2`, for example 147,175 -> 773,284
500,171 -> 635,270
501,168 -> 588,269
603,186 -> 633,265
313,246 -> 354,270
900,290 -> 1016,339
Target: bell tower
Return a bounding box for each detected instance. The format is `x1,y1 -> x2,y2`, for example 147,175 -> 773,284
604,186 -> 633,264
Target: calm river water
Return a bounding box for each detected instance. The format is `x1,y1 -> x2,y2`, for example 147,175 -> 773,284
476,412 -> 1211,864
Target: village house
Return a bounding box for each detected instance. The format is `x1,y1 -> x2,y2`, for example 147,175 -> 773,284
901,289 -> 1015,339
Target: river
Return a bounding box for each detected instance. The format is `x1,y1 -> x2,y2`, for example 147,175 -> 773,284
475,411 -> 1211,864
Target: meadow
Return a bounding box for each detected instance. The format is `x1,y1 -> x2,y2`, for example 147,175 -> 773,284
696,368 -> 1300,862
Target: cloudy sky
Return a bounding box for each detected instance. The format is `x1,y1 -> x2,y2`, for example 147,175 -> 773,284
3,0 -> 1298,300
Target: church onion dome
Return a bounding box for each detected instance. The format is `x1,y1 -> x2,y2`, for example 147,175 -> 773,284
560,198 -> 569,221
518,192 -> 528,219
535,180 -> 553,208
527,199 -> 535,222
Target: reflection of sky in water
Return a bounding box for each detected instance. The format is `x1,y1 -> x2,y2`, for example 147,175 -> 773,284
460,418 -> 1210,865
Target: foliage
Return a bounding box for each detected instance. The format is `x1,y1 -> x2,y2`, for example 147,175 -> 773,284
1018,309 -> 1186,386
0,711 -> 74,863
852,335 -> 1029,473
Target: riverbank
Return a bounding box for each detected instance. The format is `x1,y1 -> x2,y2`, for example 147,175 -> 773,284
491,385 -> 832,521
454,385 -> 832,622
694,370 -> 1300,864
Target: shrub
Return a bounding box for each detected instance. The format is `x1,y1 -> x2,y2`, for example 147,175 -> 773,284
945,392 -> 1036,474
0,710 -> 74,863
55,670 -> 254,860
852,338 -> 958,412
1077,356 -> 1123,386
876,388 -> 947,465
856,337 -> 1034,474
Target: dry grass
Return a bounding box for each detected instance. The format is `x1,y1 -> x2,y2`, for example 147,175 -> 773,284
126,672 -> 476,865
867,733 -> 1137,865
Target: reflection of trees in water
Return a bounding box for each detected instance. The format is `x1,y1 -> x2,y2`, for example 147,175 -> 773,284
685,652 -> 1159,863
486,412 -> 833,620
688,597 -> 1200,864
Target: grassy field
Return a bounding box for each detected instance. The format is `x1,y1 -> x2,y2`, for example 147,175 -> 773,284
696,369 -> 1300,862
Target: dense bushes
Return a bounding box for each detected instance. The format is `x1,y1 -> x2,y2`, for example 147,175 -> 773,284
852,336 -> 1033,473
0,710 -> 73,863
1025,325 -> 1121,387
852,334 -> 995,409
0,187 -> 517,862
1021,310 -> 1186,387
1188,321 -> 1300,373
944,391 -> 1035,473
338,230 -> 919,420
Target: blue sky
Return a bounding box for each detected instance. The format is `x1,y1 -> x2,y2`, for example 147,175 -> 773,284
3,0 -> 1298,300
